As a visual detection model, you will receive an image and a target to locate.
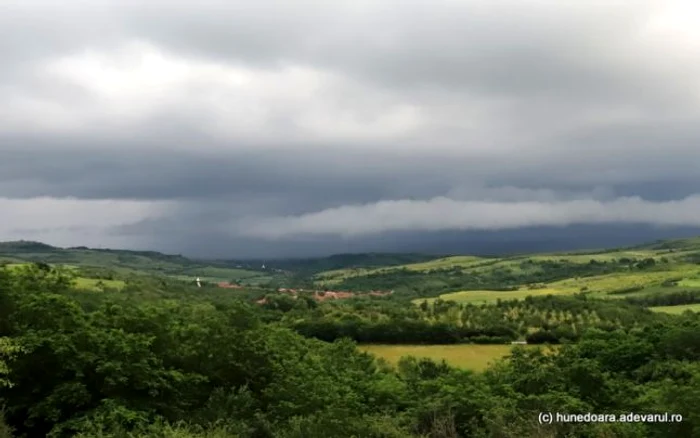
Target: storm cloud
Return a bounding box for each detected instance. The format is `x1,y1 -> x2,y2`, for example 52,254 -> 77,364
2,0 -> 700,257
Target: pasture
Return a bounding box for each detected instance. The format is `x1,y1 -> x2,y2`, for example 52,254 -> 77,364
650,303 -> 700,314
314,248 -> 682,287
413,265 -> 700,305
413,288 -> 565,305
73,277 -> 126,291
358,344 -> 545,371
678,278 -> 700,287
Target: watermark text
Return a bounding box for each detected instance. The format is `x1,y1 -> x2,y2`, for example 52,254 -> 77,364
538,412 -> 683,424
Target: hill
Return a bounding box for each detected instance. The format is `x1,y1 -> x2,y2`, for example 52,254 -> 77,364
0,240 -> 273,286
5,236 -> 700,307
311,236 -> 700,307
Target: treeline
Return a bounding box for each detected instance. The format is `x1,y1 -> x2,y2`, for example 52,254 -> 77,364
328,258 -> 662,297
1,264 -> 699,437
255,253 -> 441,276
626,288 -> 700,307
76,266 -> 121,281
263,293 -> 663,345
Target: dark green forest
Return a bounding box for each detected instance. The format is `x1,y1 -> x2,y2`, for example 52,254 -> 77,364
1,264 -> 699,437
265,294 -> 667,345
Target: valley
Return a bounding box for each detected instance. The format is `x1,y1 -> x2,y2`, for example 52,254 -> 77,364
1,237 -> 699,437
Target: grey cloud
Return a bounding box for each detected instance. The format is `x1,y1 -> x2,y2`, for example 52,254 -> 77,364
2,0 -> 700,256
241,195 -> 700,239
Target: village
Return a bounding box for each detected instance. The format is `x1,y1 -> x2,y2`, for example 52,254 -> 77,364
209,280 -> 394,304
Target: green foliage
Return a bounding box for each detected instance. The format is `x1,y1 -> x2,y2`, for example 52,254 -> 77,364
272,294 -> 661,345
0,241 -> 274,287
322,257 -> 657,298
1,251 -> 699,437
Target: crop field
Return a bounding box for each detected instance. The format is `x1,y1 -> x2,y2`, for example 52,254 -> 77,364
412,265 -> 700,305
650,303 -> 700,314
358,344 -> 546,371
548,268 -> 695,294
413,288 -> 566,305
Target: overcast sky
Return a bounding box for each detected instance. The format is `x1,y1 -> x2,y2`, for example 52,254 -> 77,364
3,0 -> 700,258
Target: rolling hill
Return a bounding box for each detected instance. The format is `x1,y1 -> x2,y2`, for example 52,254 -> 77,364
0,240 -> 274,287
311,236 -> 700,308
4,237 -> 700,312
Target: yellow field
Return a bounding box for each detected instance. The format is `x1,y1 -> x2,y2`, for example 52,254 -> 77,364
413,288 -> 566,305
650,303 -> 700,314
358,344 -> 543,371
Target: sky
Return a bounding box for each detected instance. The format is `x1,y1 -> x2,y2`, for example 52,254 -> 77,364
3,0 -> 700,258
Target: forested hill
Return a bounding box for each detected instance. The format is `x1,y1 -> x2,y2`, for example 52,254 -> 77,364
0,241 -> 274,287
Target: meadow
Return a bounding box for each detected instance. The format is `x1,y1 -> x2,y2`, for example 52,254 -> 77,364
358,344 -> 549,371
412,288 -> 564,305
314,249 -> 672,286
409,264 -> 700,305
73,277 -> 126,291
0,241 -> 273,286
650,303 -> 700,314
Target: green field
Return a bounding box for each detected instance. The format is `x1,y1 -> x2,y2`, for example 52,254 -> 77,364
410,264 -> 700,305
73,277 -> 126,291
650,303 -> 700,314
315,256 -> 493,284
314,247 -> 700,293
413,288 -> 565,305
0,241 -> 273,286
358,344 -> 543,371
678,278 -> 700,287
315,249 -> 674,285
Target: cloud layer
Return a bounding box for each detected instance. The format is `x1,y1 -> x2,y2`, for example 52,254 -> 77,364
242,196 -> 700,239
2,0 -> 700,256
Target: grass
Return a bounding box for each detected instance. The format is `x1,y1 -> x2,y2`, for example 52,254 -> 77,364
410,265 -> 700,305
678,278 -> 700,287
649,303 -> 700,314
0,242 -> 274,286
413,288 -> 565,305
179,266 -> 265,280
73,277 -> 126,291
2,263 -> 31,271
314,249 -> 679,287
358,344 -> 545,371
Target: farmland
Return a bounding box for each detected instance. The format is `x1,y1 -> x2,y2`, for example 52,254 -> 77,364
650,303 -> 700,314
358,344 -> 551,371
73,277 -> 126,291
1,237 -> 700,437
412,288 -> 564,305
313,250 -> 671,286
0,241 -> 276,287
415,266 -> 700,305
